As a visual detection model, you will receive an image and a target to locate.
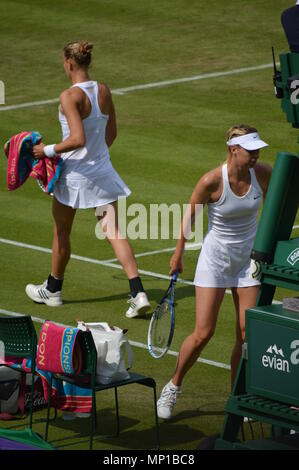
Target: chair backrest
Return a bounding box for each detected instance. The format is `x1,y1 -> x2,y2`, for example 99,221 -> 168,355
0,315 -> 37,360
77,330 -> 97,377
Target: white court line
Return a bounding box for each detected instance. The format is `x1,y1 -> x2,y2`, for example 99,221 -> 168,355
130,338 -> 230,370
0,236 -> 284,307
112,63 -> 274,95
0,97 -> 59,112
0,62 -> 274,112
104,246 -> 177,263
0,235 -> 282,368
0,237 -> 192,286
105,242 -> 203,263
0,308 -> 230,370
0,236 -> 282,304
105,246 -> 178,262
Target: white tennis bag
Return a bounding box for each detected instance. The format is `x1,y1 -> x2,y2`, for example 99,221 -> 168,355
77,321 -> 134,385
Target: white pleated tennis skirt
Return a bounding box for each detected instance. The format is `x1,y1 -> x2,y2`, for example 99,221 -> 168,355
53,167 -> 131,209
193,231 -> 261,288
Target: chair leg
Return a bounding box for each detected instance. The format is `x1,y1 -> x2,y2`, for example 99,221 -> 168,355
90,390 -> 96,450
114,386 -> 120,436
93,391 -> 97,430
153,385 -> 160,449
45,373 -> 53,442
29,372 -> 34,429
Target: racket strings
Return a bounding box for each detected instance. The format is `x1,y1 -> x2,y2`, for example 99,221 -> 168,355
151,301 -> 172,352
148,273 -> 177,359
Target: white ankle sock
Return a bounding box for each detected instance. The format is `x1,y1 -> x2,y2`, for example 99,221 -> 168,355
169,380 -> 181,391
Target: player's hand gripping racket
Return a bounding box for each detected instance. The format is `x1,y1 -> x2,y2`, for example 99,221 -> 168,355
147,272 -> 178,359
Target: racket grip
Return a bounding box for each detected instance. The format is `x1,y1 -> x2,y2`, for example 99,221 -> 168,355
172,272 -> 178,281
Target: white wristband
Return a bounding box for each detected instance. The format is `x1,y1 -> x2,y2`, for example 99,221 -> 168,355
44,144 -> 57,158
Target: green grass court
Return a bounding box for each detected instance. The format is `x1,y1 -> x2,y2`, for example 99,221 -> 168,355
1,0 -> 299,450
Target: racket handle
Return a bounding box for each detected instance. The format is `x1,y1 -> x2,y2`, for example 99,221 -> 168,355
171,272 -> 178,281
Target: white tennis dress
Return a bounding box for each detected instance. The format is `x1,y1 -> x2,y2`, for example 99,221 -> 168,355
53,81 -> 131,209
194,163 -> 263,288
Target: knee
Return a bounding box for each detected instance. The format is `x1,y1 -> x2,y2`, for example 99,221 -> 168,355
193,327 -> 215,349
54,224 -> 71,240
97,212 -> 118,241
98,220 -> 113,243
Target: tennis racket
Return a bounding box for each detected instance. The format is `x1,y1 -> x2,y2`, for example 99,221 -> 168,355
147,272 -> 178,359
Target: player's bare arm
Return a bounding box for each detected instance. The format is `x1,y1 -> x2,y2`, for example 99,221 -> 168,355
255,162 -> 272,199
170,167 -> 222,274
33,88 -> 86,158
99,83 -> 117,147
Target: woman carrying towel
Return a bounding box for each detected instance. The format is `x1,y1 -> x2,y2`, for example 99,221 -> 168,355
157,124 -> 272,419
25,41 -> 150,319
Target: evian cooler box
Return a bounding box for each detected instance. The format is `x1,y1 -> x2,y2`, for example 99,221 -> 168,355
245,303 -> 299,407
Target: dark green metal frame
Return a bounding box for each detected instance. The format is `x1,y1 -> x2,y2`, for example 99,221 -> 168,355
44,330 -> 160,450
0,315 -> 37,429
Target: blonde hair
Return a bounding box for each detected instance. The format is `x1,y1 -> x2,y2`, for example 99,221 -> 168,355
226,124 -> 258,158
226,124 -> 258,142
63,41 -> 93,68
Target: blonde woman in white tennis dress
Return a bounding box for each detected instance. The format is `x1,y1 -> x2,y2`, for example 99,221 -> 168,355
25,41 -> 150,318
157,125 -> 272,419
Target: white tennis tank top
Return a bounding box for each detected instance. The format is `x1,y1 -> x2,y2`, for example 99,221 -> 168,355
207,163 -> 263,242
58,80 -> 113,179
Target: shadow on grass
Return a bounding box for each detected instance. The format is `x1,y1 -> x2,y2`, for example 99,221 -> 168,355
171,408 -> 226,423
97,422 -> 205,450
57,407 -> 224,450
49,422 -> 206,450
63,285 -> 195,311
27,407 -> 207,450
1,407 -> 225,450
41,409 -> 158,450
45,408 -> 138,448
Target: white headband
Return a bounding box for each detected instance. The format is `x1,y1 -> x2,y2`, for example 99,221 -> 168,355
226,132 -> 268,151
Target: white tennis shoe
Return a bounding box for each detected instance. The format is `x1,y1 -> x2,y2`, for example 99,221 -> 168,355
25,280 -> 63,307
157,381 -> 181,420
125,292 -> 151,318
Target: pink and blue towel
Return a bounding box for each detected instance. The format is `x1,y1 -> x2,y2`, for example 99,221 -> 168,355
3,321 -> 92,414
37,321 -> 82,375
37,368 -> 92,413
35,322 -> 92,413
16,358 -> 92,414
5,131 -> 63,194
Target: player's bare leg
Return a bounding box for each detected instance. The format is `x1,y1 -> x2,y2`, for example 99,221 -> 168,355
52,197 -> 76,279
172,287 -> 226,386
230,285 -> 259,389
157,287 -> 225,419
97,202 -> 150,318
25,197 -> 76,306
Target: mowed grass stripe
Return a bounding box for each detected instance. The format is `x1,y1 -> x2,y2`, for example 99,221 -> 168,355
0,236 -> 187,284
0,236 -> 283,307
0,62 -> 274,111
